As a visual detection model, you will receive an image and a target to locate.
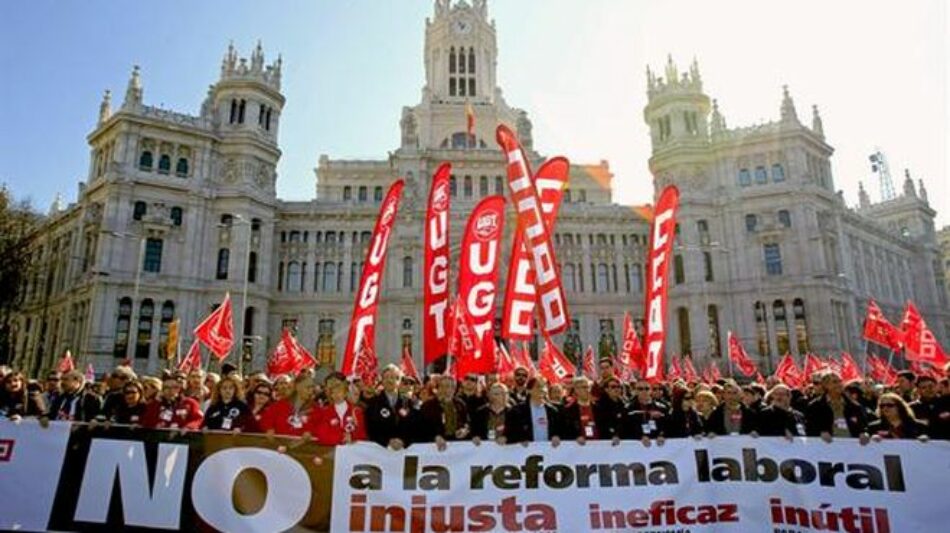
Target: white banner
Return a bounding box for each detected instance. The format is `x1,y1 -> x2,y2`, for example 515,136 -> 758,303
0,420 -> 71,531
332,437 -> 950,532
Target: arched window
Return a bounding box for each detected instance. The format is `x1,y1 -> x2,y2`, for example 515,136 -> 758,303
674,254 -> 685,284
773,300 -> 790,355
402,256 -> 413,288
158,154 -> 171,174
229,99 -> 237,124
754,166 -> 768,184
216,249 -> 230,280
745,214 -> 758,232
247,252 -> 257,283
343,186 -> 352,201
350,262 -> 359,292
597,264 -> 609,293
238,99 -> 246,124
287,261 -> 301,293
358,186 -> 368,202
449,46 -> 456,74
450,176 -> 457,196
707,305 -> 722,357
374,186 -> 383,202
289,231 -> 301,243
771,164 -> 785,182
175,158 -> 188,177
159,301 -> 174,359
703,251 -> 714,282
136,299 -> 154,359
265,108 -> 272,131
495,176 -> 504,195
133,201 -> 147,221
793,298 -> 809,354
778,209 -> 792,228
631,263 -> 643,292
464,175 -> 473,197
138,151 -> 153,170
677,307 -> 691,355
738,168 -> 751,186
244,307 -> 255,337
754,301 -> 771,358
323,262 -> 337,292
479,176 -> 488,196
170,207 -> 183,226
114,297 -> 132,358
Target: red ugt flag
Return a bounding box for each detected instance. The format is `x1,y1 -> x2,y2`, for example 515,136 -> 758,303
862,299 -> 903,351
901,302 -> 949,366
582,345 -> 597,379
773,353 -> 803,388
727,331 -> 757,377
178,340 -> 202,373
839,351 -> 863,382
539,332 -> 575,384
642,186 -> 680,381
401,345 -> 420,381
193,293 -> 235,360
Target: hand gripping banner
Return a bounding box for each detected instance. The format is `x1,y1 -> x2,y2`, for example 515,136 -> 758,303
342,179 -> 405,376
424,163 -> 452,365
496,125 -> 569,336
457,195 -> 506,372
501,157 -> 569,341
642,185 -> 679,381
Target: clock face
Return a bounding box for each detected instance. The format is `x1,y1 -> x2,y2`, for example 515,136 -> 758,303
452,19 -> 472,34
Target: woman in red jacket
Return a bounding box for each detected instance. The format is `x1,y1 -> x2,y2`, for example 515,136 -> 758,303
315,378 -> 367,445
141,376 -> 204,430
257,373 -> 321,439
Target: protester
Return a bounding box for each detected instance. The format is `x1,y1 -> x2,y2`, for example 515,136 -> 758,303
867,393 -> 928,440
594,375 -> 627,441
420,375 -> 470,446
756,384 -> 806,438
694,389 -> 719,423
805,371 -> 869,440
101,366 -> 137,420
364,365 -> 418,449
248,382 -> 274,425
141,376 -> 162,402
0,371 -> 46,419
910,375 -> 949,440
627,380 -> 669,441
472,382 -> 511,442
315,377 -> 368,445
504,377 -> 565,445
705,380 -> 757,436
203,375 -> 255,432
665,387 -> 704,438
458,374 -> 487,415
560,376 -> 598,441
141,375 -> 204,430
46,370 -> 102,422
258,373 -> 320,438
42,370 -> 62,409
109,380 -> 148,425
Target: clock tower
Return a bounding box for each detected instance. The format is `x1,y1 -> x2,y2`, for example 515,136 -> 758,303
424,0 -> 497,104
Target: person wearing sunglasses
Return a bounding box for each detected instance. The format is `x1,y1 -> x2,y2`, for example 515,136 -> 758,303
248,384 -> 273,427
665,386 -> 704,439
867,393 -> 928,441
110,381 -> 147,425
594,376 -> 629,442
626,380 -> 670,444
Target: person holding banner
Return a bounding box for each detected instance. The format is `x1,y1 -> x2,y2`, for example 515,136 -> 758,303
202,375 -> 255,432
46,369 -> 102,423
910,375 -> 949,439
420,375 -> 471,448
471,382 -> 511,443
141,375 -> 204,430
805,371 -> 870,441
108,380 -> 147,425
594,375 -> 629,442
867,393 -> 929,441
756,384 -> 806,438
704,380 -> 757,436
665,387 -> 705,439
0,370 -> 46,419
364,365 -> 418,450
315,377 -> 368,445
504,377 -> 566,445
626,380 -> 670,442
258,373 -> 320,438
560,376 -> 598,441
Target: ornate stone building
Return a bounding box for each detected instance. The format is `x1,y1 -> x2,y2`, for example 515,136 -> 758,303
9,0 -> 947,377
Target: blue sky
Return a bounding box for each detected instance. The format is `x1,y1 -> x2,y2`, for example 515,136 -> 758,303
2,0 -> 947,225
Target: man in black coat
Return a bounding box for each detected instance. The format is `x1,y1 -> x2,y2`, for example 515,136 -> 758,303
910,375 -> 949,440
420,375 -> 471,446
805,371 -> 869,439
705,380 -> 758,436
594,376 -> 628,441
46,370 -> 102,422
756,384 -> 806,438
365,365 -> 419,449
504,377 -> 565,444
625,380 -> 670,440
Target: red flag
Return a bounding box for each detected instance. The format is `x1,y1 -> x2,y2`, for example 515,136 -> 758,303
510,342 -> 535,374
704,361 -> 722,383
354,339 -> 379,385
178,340 -> 202,373
193,293 -> 235,360
862,299 -> 903,351
57,350 -> 75,373
423,163 -> 452,364
773,353 -> 803,388
682,355 -> 699,383
901,302 -> 949,366
342,180 -> 405,376
84,363 -> 95,382
400,345 -> 420,381
266,332 -> 297,377
642,186 -> 680,381
867,355 -> 897,385
668,356 -> 683,380
496,125 -> 569,335
582,345 -> 596,379
539,333 -> 576,384
839,352 -> 863,382
618,312 -> 643,380
448,298 -> 484,378
285,330 -> 316,372
495,339 -> 517,378
910,360 -> 945,380
802,353 -> 825,382
501,157 -> 569,340
457,195 -> 506,362
727,331 -> 758,377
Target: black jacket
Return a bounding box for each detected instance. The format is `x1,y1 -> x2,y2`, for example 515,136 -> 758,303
705,403 -> 758,435
48,389 -> 102,422
665,408 -> 705,438
867,418 -> 928,440
504,401 -> 565,443
109,401 -> 147,425
0,389 -> 45,418
910,397 -> 949,440
594,395 -> 628,440
625,400 -> 670,439
471,403 -> 509,440
364,392 -> 419,447
419,397 -> 470,442
805,395 -> 869,437
203,400 -> 255,431
756,405 -> 806,437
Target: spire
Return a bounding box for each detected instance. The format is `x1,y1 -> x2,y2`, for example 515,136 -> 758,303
689,56 -> 702,90
811,104 -> 824,139
918,179 -> 928,203
710,98 -> 726,134
902,169 -> 917,197
858,181 -> 871,208
780,85 -> 799,124
98,89 -> 112,125
664,54 -> 678,87
123,65 -> 143,109
251,40 -> 264,72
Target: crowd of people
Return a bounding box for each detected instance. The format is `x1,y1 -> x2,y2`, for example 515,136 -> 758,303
1,357 -> 947,448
